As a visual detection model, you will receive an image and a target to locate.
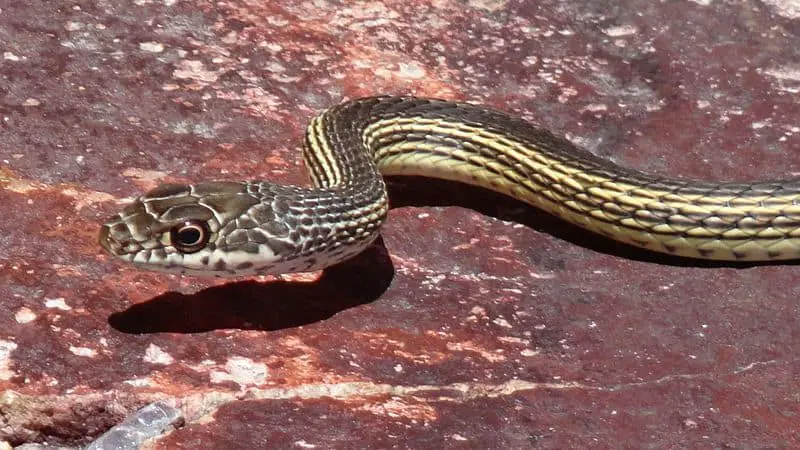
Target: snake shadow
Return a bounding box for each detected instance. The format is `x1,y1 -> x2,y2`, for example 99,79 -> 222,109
108,240 -> 394,333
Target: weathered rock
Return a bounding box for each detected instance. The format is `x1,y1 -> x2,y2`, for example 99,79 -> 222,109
0,0 -> 798,447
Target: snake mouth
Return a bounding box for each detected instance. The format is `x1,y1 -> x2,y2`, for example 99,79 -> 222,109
98,223 -> 114,255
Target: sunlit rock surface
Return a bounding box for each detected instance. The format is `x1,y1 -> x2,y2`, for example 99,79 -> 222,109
1,0 -> 799,447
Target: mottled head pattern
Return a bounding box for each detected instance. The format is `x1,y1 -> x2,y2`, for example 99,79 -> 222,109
99,180 -> 382,276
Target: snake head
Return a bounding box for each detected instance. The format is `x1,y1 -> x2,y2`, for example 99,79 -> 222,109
98,181 -> 321,276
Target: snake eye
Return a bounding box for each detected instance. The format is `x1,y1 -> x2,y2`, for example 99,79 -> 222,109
170,220 -> 210,254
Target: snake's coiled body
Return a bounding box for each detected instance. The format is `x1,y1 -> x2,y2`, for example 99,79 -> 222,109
99,96 -> 800,275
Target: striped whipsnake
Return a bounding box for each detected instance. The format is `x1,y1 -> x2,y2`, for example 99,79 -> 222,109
98,96 -> 800,276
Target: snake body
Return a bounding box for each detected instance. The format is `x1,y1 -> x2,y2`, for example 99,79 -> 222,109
99,96 -> 800,275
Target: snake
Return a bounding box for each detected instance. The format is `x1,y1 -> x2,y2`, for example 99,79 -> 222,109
98,96 -> 800,276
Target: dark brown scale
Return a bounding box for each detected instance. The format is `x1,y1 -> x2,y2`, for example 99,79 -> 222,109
701,216 -> 736,229
120,201 -> 147,219
145,184 -> 192,199
732,250 -> 748,259
161,204 -> 215,223
240,242 -> 260,254
147,196 -> 197,215
599,202 -> 628,216
249,204 -> 275,224
200,194 -> 259,220
299,239 -> 318,252
273,198 -> 291,214
225,230 -> 249,246
667,215 -> 702,227
246,183 -> 261,195
256,263 -> 275,272
745,182 -> 795,193
662,243 -> 678,253
695,248 -> 715,258
266,238 -> 295,255
262,220 -> 290,237
247,229 -> 270,244
633,209 -> 670,222
110,222 -> 131,238
193,181 -> 249,196
768,250 -> 784,258
732,218 -> 759,231
236,261 -> 254,270
219,221 -> 239,236
237,215 -> 259,229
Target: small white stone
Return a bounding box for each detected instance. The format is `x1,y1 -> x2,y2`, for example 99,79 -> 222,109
69,346 -> 97,357
14,307 -> 36,324
64,21 -> 84,31
44,297 -> 71,310
139,41 -> 164,53
604,24 -> 639,37
144,344 -> 174,365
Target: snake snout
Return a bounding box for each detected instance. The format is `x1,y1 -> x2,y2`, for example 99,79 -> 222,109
98,223 -> 113,254
98,219 -> 132,256
98,214 -> 140,257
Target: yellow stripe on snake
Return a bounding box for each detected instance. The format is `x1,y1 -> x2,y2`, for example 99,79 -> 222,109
98,96 -> 800,276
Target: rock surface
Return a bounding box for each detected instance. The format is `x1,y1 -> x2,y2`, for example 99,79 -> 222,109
1,0 -> 799,447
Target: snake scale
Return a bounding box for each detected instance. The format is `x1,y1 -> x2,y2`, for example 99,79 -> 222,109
99,96 -> 800,276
